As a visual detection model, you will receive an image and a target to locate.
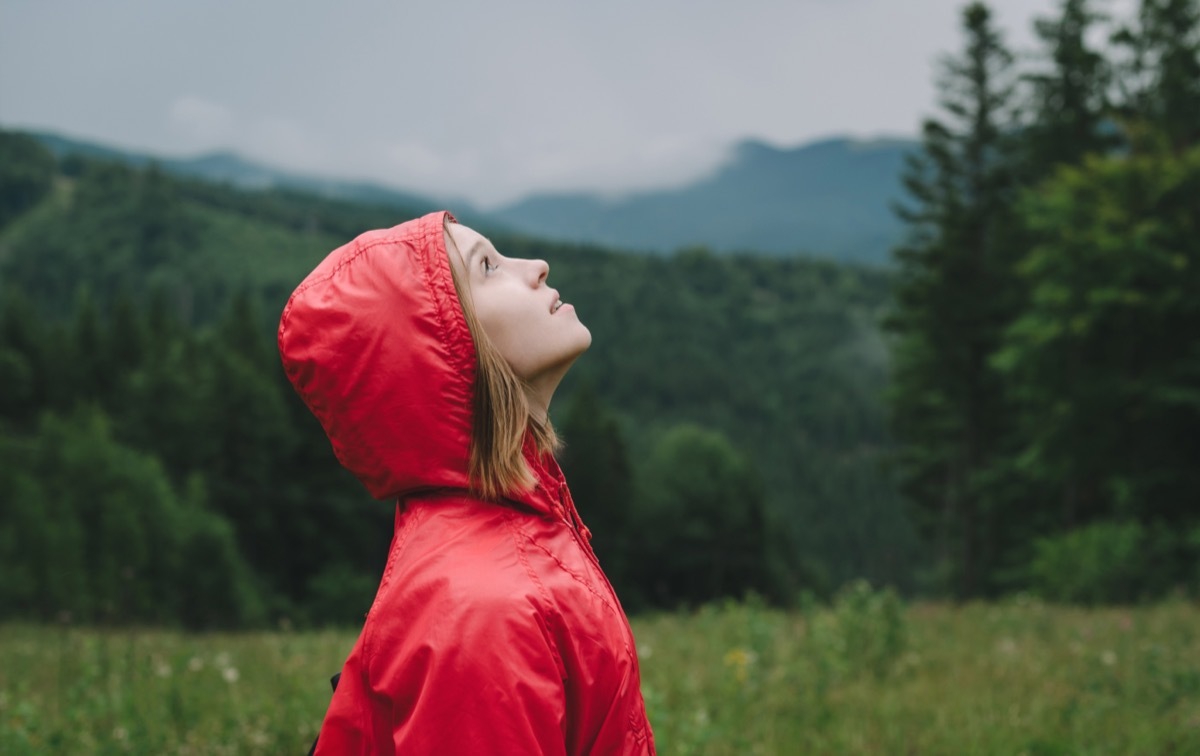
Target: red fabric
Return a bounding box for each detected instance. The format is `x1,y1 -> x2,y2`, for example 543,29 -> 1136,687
279,211 -> 654,755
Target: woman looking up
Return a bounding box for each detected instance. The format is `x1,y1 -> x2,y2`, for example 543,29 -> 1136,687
279,211 -> 654,755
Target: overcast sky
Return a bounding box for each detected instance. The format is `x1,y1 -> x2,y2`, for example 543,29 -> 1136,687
0,0 -> 1137,208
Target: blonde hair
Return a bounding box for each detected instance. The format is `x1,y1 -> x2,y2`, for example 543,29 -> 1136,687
445,227 -> 559,500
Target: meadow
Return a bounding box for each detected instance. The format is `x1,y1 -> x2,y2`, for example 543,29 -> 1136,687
2,588 -> 1197,755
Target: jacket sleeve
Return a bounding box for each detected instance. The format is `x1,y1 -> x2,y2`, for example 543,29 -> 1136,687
318,589 -> 569,755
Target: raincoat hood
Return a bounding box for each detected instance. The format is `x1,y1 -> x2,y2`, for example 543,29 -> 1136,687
278,211 -> 476,500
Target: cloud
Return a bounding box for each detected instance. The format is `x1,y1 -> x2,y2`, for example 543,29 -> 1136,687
363,138 -> 712,208
246,116 -> 326,173
167,97 -> 326,174
382,141 -> 466,181
167,95 -> 234,144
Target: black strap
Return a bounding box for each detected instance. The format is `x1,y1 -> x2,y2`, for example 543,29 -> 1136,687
306,673 -> 342,755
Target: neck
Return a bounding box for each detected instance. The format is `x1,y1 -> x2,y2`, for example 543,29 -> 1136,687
525,365 -> 570,424
526,384 -> 551,424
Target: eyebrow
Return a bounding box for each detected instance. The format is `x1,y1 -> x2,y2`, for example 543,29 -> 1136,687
465,240 -> 485,270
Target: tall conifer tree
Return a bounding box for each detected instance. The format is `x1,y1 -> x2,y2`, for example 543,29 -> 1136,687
1111,0 -> 1200,152
886,2 -> 1023,597
1022,0 -> 1121,175
989,0 -> 1125,541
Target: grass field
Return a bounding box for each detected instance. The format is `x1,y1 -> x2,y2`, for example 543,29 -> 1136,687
2,591 -> 1197,754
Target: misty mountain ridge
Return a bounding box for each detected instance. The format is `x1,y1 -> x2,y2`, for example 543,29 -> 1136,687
30,130 -> 456,217
27,129 -> 917,265
493,136 -> 916,264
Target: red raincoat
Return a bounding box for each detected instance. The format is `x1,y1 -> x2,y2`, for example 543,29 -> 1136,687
279,211 -> 654,755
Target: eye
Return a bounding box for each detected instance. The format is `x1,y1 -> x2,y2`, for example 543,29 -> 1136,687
483,256 -> 499,275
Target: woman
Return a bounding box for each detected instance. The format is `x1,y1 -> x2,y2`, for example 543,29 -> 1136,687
279,211 -> 654,755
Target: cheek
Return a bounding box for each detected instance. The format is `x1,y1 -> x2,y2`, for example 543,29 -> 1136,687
475,300 -> 535,368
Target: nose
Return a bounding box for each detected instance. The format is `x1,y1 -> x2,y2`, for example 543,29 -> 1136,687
528,258 -> 549,286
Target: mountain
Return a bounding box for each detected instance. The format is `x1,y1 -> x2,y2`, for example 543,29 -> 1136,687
492,136 -> 918,264
25,129 -> 918,264
27,130 -> 471,219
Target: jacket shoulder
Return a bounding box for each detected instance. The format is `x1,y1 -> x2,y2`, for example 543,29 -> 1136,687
364,497 -> 565,667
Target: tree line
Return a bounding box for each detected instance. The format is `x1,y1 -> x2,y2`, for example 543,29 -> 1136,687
887,0 -> 1200,601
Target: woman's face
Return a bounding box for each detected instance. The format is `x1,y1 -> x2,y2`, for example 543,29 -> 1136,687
446,223 -> 592,388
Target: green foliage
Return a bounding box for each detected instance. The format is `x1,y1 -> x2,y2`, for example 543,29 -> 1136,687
558,383 -> 635,593
631,425 -> 772,607
0,132 -> 56,231
889,0 -> 1200,600
0,409 -> 262,627
173,476 -> 267,630
535,238 -> 914,591
810,580 -> 907,681
1025,519 -> 1184,604
303,564 -> 379,626
997,145 -> 1200,528
887,1 -> 1026,597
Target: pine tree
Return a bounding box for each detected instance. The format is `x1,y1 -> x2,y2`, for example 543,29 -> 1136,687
1111,0 -> 1200,152
886,2 -> 1024,597
993,0 -> 1130,538
1021,0 -> 1122,175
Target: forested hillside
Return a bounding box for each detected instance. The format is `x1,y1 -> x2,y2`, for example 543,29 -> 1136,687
0,130 -> 913,626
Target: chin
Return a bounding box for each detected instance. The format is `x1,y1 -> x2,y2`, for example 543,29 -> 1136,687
570,329 -> 593,361
557,332 -> 593,374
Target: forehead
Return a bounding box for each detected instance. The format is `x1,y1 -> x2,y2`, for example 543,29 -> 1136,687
447,223 -> 491,257
450,224 -> 502,281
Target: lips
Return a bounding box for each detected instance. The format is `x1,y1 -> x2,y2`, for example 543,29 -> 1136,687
549,289 -> 562,313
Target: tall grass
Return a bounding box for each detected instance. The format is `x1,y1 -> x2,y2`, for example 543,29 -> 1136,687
638,592 -> 1199,754
2,594 -> 1197,754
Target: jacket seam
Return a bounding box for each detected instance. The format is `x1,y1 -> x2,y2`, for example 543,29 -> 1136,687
363,505 -> 422,675
416,213 -> 474,379
520,532 -> 618,617
507,514 -> 568,680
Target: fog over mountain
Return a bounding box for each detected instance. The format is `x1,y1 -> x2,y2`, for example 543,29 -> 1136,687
27,129 -> 917,265
493,136 -> 917,264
